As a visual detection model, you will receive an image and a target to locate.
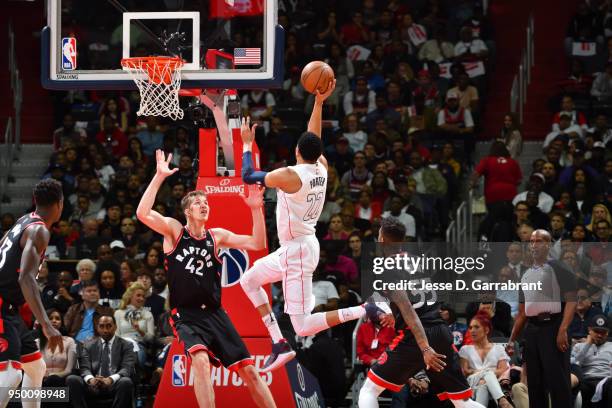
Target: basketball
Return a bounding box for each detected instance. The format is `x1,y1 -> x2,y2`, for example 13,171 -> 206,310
300,61 -> 335,94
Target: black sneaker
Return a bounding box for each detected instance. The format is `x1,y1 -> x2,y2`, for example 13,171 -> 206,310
261,339 -> 296,372
365,302 -> 387,324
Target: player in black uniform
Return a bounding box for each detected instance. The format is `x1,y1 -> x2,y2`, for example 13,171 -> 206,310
0,179 -> 64,407
358,217 -> 485,408
137,150 -> 276,408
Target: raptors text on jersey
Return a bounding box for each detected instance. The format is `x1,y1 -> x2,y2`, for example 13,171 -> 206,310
164,227 -> 222,309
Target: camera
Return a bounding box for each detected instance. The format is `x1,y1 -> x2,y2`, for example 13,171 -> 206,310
185,99 -> 214,128
227,100 -> 241,119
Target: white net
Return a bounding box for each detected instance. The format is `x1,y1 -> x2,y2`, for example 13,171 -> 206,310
121,57 -> 184,121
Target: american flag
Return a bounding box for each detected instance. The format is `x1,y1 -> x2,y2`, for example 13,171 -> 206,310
234,48 -> 261,65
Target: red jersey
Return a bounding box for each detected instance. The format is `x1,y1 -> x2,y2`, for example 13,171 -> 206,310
475,156 -> 522,204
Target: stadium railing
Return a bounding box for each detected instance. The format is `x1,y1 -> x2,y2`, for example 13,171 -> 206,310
510,14 -> 535,124
1,118 -> 14,212
8,21 -> 22,151
445,189 -> 474,247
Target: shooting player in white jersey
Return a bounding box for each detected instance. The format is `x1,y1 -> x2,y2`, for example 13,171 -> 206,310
240,80 -> 386,372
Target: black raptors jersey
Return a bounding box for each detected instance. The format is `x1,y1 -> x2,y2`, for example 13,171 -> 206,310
0,213 -> 46,307
164,227 -> 222,309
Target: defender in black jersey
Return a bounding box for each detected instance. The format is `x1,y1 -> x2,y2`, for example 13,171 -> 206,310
0,179 -> 64,407
137,150 -> 276,408
358,218 -> 483,408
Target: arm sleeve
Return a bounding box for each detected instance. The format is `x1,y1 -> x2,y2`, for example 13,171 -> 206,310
241,151 -> 268,185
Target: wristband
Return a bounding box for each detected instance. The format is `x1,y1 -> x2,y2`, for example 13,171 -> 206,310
421,346 -> 433,354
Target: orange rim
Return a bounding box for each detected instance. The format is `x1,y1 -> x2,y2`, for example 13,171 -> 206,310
121,56 -> 184,85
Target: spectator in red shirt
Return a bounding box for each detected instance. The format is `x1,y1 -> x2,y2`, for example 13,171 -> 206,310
471,141 -> 522,240
356,318 -> 396,366
96,116 -> 128,158
339,11 -> 371,46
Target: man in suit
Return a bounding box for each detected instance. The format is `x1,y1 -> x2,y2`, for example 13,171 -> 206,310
506,242 -> 528,280
66,314 -> 136,408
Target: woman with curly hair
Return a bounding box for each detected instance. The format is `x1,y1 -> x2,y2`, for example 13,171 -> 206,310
114,282 -> 155,366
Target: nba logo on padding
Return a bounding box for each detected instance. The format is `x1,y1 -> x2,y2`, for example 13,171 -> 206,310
61,37 -> 77,70
219,248 -> 249,287
172,355 -> 186,386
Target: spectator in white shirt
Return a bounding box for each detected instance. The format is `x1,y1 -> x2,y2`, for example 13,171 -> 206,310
311,267 -> 340,313
543,114 -> 584,148
454,27 -> 488,61
512,173 -> 555,213
382,196 -> 416,240
343,76 -> 376,118
418,28 -> 455,63
342,113 -> 368,152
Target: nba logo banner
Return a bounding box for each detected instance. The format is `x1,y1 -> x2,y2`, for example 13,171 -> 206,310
172,355 -> 187,386
61,37 -> 77,70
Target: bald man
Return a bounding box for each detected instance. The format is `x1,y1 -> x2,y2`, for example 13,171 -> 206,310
509,229 -> 578,408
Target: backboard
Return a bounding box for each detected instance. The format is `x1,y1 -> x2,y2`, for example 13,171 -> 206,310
42,0 -> 284,90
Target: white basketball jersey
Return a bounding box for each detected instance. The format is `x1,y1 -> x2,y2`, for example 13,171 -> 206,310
276,163 -> 327,244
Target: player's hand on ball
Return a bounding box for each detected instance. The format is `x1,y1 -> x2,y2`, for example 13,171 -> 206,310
241,185 -> 264,208
423,347 -> 446,372
315,78 -> 336,104
155,149 -> 178,178
241,116 -> 257,145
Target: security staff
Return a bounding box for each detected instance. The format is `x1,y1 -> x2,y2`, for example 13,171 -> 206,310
508,229 -> 578,408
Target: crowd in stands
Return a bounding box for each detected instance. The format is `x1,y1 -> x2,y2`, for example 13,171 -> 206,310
1,0 -> 611,407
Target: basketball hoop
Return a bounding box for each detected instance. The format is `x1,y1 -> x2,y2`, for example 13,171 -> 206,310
121,56 -> 185,120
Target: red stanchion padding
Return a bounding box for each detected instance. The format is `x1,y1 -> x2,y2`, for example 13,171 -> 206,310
154,338 -> 325,408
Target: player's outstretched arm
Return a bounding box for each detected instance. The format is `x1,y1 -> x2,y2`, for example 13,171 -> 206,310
240,117 -> 302,193
137,150 -> 182,240
19,225 -> 63,352
211,185 -> 266,251
387,290 -> 446,372
307,79 -> 336,169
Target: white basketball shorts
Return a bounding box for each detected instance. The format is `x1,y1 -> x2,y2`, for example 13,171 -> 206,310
246,234 -> 319,315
